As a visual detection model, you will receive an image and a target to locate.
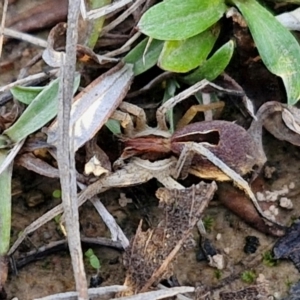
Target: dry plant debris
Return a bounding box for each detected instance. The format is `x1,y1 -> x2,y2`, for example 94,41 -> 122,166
122,182 -> 217,295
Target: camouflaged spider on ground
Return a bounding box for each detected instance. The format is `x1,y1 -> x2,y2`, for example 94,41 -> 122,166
109,79 -> 282,226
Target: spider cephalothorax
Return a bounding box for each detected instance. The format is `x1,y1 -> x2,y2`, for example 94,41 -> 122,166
122,120 -> 259,181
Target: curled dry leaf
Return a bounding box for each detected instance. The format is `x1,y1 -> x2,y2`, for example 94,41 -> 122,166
85,137 -> 112,172
47,63 -> 134,151
255,101 -> 300,147
43,23 -> 113,68
15,153 -> 60,178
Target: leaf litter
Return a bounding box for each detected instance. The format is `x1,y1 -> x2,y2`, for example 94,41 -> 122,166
1,0 -> 300,300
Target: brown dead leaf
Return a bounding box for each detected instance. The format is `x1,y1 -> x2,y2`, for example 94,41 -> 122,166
7,0 -> 68,33
122,181 -> 217,295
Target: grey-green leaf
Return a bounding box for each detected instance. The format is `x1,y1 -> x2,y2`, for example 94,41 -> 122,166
183,40 -> 234,84
11,86 -> 44,105
123,38 -> 163,75
138,0 -> 226,40
0,150 -> 12,255
233,0 -> 300,105
105,119 -> 121,135
5,75 -> 80,143
158,25 -> 220,72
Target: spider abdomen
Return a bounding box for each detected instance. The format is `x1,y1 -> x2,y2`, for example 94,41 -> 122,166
171,120 -> 258,181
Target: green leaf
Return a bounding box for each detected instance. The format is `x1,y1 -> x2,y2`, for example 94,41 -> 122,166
183,40 -> 234,84
162,79 -> 180,133
138,0 -> 226,40
90,254 -> 100,269
5,75 -> 80,143
11,86 -> 44,105
85,0 -> 111,49
123,38 -> 163,75
0,150 -> 12,255
233,0 -> 300,105
158,25 -> 220,72
52,189 -> 62,199
105,119 -> 121,135
85,248 -> 101,269
85,248 -> 94,258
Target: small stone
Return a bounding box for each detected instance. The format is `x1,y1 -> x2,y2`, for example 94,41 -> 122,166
224,247 -> 230,254
289,182 -> 295,189
279,197 -> 293,209
256,192 -> 265,201
216,233 -> 222,240
264,166 -> 276,178
118,193 -> 132,207
208,254 -> 224,270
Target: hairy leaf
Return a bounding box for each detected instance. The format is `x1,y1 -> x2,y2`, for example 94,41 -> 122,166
138,0 -> 226,40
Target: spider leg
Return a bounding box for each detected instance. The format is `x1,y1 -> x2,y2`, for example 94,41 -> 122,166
173,142 -> 194,179
110,101 -> 148,136
157,79 -> 241,130
175,142 -> 282,226
176,101 -> 225,129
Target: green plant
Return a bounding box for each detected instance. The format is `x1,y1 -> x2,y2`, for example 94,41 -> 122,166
124,0 -> 300,105
241,270 -> 256,283
285,277 -> 293,290
203,215 -> 214,232
0,76 -> 80,262
85,248 -> 101,270
262,250 -> 278,267
214,269 -> 222,280
52,189 -> 62,199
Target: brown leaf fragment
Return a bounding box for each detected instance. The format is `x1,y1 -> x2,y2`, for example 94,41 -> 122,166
122,182 -> 217,295
217,180 -> 286,237
7,0 -> 68,33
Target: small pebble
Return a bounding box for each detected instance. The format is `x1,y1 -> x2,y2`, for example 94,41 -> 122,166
279,197 -> 293,209
289,182 -> 295,189
208,254 -> 224,270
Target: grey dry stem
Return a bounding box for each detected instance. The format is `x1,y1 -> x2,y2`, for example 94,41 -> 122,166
57,1 -> 88,299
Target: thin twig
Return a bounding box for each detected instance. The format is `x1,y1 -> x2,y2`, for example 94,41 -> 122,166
56,0 -> 88,299
0,69 -> 59,93
33,285 -> 128,300
0,0 -> 9,57
85,0 -> 134,20
101,0 -> 146,35
3,28 -> 47,48
105,31 -> 141,57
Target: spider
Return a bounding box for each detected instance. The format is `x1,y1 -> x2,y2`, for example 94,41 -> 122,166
107,80 -> 281,226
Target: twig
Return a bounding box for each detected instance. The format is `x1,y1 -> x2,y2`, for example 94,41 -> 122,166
56,0 -> 88,299
33,285 -> 128,300
83,0 -> 134,20
3,28 -> 47,48
105,31 -> 141,57
115,286 -> 195,300
90,197 -> 130,248
0,0 -> 8,57
0,69 -> 59,93
101,0 -> 146,35
126,72 -> 174,99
